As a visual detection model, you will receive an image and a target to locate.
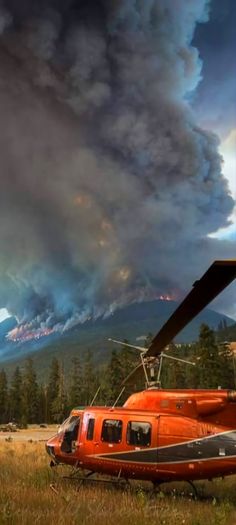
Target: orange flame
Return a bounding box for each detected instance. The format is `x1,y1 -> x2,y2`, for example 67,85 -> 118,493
7,325 -> 54,343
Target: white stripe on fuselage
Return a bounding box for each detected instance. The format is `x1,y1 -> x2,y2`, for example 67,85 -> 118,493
85,429 -> 236,465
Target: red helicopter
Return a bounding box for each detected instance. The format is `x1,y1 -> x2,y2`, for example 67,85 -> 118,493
46,260 -> 236,491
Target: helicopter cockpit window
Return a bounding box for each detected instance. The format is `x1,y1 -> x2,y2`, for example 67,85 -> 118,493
101,419 -> 122,444
58,416 -> 79,434
60,416 -> 80,453
58,417 -> 70,434
87,418 -> 95,440
127,422 -> 151,447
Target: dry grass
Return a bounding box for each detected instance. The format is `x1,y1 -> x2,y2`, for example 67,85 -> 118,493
0,442 -> 236,525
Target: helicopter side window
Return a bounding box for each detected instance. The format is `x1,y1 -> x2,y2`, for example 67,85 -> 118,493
101,419 -> 122,444
127,422 -> 151,447
87,418 -> 95,440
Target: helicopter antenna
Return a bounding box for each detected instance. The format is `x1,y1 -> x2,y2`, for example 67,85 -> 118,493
90,386 -> 101,406
111,387 -> 126,409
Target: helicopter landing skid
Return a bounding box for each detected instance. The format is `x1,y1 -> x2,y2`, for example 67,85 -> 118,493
62,469 -> 130,490
152,479 -> 199,499
186,480 -> 198,499
57,466 -> 206,500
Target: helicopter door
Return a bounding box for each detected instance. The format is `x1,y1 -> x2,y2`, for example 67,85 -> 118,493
157,415 -> 198,463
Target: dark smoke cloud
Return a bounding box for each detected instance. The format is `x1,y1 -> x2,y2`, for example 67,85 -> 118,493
0,0 -> 235,337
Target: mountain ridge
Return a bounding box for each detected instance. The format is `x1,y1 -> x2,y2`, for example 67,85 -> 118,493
0,299 -> 234,381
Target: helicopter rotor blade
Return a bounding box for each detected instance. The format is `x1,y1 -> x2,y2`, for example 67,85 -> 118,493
146,260 -> 236,358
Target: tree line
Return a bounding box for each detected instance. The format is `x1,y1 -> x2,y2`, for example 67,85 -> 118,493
0,344 -> 137,425
0,324 -> 235,425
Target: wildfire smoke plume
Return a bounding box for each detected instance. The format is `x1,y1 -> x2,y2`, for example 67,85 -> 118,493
0,0 -> 235,342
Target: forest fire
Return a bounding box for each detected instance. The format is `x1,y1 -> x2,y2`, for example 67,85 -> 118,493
4,292 -> 176,344
159,295 -> 173,301
6,325 -> 55,343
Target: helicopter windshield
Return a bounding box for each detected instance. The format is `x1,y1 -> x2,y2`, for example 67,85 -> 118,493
58,415 -> 80,435
59,415 -> 81,454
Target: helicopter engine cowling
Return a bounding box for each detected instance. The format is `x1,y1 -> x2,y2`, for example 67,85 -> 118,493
195,391 -> 236,416
123,389 -> 236,420
195,398 -> 227,416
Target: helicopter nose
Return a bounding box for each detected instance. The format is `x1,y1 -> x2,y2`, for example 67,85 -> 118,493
46,443 -> 56,460
46,435 -> 59,463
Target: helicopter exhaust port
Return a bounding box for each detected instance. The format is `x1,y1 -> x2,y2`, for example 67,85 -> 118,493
228,391 -> 236,402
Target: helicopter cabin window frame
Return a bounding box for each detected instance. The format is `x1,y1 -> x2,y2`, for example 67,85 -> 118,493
86,418 -> 95,441
126,421 -> 152,447
101,419 -> 123,444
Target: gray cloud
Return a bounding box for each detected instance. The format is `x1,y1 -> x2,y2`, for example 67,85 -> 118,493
0,0 -> 235,339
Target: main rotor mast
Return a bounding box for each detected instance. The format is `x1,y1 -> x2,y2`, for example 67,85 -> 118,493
108,338 -> 195,389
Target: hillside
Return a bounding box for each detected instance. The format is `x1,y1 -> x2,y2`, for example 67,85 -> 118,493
0,299 -> 234,381
0,317 -> 17,343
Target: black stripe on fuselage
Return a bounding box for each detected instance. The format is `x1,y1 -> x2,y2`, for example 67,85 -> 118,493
92,430 -> 236,464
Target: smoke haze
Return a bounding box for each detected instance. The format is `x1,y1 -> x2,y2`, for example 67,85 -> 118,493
0,0 -> 235,338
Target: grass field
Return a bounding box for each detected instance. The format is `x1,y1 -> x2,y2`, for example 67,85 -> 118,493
0,441 -> 236,525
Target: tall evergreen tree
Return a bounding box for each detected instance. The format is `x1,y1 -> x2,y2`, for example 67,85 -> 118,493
21,358 -> 39,424
185,342 -> 201,388
161,344 -> 186,388
119,341 -> 141,396
197,324 -> 233,389
119,342 -> 137,380
82,351 -> 96,405
47,359 -> 67,423
50,362 -> 68,423
0,369 -> 8,423
47,358 -> 60,422
9,366 -> 23,422
68,357 -> 83,409
105,350 -> 124,404
38,384 -> 48,423
217,342 -> 234,389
